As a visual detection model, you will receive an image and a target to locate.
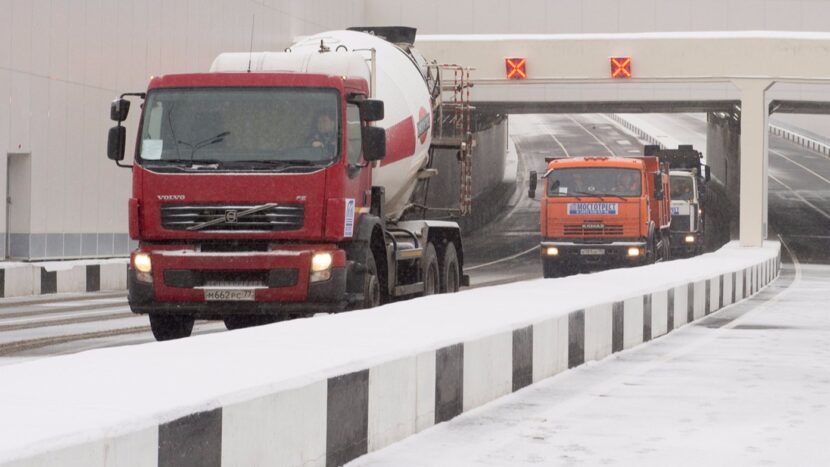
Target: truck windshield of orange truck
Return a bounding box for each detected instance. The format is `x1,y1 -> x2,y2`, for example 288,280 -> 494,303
138,87 -> 340,168
546,168 -> 642,197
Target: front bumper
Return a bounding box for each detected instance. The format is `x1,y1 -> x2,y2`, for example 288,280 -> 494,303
540,240 -> 648,267
670,231 -> 702,254
128,246 -> 349,319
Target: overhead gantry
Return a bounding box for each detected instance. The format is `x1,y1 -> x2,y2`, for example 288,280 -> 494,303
415,31 -> 830,247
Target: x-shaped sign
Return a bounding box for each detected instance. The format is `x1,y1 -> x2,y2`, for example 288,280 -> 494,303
610,57 -> 632,79
505,58 -> 527,80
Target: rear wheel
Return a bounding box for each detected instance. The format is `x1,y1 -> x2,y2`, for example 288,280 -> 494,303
422,243 -> 439,296
149,314 -> 194,341
362,251 -> 382,308
439,242 -> 460,293
662,235 -> 671,262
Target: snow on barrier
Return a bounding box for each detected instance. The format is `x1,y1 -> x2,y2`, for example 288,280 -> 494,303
0,260 -> 127,298
0,242 -> 780,467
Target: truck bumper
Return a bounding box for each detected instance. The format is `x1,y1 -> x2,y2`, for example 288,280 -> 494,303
540,240 -> 648,268
670,231 -> 702,256
128,246 -> 349,319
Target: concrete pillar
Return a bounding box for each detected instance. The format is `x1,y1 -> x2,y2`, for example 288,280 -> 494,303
733,79 -> 774,247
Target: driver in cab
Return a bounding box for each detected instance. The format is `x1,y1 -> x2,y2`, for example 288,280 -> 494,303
614,171 -> 640,195
308,113 -> 337,156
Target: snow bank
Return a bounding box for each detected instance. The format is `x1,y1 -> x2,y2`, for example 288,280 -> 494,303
0,242 -> 780,467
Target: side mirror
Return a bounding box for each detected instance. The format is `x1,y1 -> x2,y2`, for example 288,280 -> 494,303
528,170 -> 538,199
653,173 -> 664,200
108,126 -> 126,161
359,99 -> 384,122
362,126 -> 386,162
704,165 -> 711,182
110,98 -> 130,122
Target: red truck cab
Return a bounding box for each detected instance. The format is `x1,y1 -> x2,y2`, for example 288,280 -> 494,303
108,72 -> 388,339
528,156 -> 671,278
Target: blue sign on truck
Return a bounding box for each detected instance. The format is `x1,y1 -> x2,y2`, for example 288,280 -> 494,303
567,203 -> 619,215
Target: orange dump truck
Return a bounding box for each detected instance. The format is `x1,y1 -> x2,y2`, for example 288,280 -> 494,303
528,156 -> 671,278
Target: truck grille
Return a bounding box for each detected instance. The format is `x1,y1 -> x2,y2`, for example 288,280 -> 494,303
563,224 -> 624,236
672,215 -> 690,231
161,204 -> 304,232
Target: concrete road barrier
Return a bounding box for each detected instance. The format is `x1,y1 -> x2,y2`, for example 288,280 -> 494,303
0,243 -> 780,467
0,260 -> 127,298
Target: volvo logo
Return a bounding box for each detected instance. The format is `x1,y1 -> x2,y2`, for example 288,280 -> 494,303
224,210 -> 239,223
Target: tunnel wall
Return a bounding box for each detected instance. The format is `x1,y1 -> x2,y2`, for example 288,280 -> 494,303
418,115 -> 511,233
706,112 -> 742,246
0,243 -> 781,467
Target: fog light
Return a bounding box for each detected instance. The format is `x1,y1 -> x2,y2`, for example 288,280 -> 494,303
311,252 -> 333,272
545,247 -> 559,256
627,247 -> 641,257
133,252 -> 152,273
685,235 -> 696,243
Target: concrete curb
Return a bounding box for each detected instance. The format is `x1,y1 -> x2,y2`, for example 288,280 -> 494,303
769,124 -> 830,157
0,261 -> 128,299
4,247 -> 781,467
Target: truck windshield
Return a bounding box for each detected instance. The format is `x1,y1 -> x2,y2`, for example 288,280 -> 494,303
547,168 -> 641,197
670,175 -> 695,200
138,87 -> 339,166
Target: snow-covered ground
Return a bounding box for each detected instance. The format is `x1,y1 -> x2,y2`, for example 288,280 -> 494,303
0,242 -> 776,463
349,256 -> 830,467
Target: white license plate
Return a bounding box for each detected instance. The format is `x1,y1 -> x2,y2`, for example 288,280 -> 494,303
580,248 -> 605,256
204,289 -> 256,301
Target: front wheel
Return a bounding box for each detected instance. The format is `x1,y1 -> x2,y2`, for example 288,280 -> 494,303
149,314 -> 194,341
543,259 -> 558,278
422,243 -> 439,296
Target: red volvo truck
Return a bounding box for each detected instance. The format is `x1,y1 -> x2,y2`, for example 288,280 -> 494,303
106,28 -> 470,340
528,156 -> 672,278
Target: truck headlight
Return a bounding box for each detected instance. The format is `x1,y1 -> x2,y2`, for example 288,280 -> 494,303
627,247 -> 641,257
133,252 -> 152,273
545,247 -> 559,256
310,252 -> 333,282
685,235 -> 696,243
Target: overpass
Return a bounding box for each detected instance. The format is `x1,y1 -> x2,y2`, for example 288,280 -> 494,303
415,31 -> 830,247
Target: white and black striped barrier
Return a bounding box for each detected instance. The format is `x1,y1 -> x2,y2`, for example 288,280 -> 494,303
0,260 -> 127,298
0,242 -> 780,467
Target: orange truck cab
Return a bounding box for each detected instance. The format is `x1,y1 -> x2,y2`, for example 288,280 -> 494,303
528,156 -> 672,278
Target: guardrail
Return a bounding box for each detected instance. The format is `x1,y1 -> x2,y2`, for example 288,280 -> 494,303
769,124 -> 830,157
0,260 -> 127,298
0,242 -> 780,467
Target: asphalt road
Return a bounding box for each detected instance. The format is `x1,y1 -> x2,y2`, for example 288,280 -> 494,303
3,112 -> 828,362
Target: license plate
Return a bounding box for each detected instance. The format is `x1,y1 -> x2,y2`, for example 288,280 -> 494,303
204,289 -> 256,301
580,248 -> 605,256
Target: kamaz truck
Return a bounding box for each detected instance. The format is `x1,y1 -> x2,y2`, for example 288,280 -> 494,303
528,155 -> 672,278
106,28 -> 471,340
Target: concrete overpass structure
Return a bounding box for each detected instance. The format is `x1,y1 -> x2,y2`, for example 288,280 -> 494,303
415,31 -> 830,247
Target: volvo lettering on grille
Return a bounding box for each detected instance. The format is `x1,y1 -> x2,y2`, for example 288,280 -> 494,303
567,203 -> 619,215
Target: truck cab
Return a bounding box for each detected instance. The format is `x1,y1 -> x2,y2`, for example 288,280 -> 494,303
528,156 -> 671,278
670,171 -> 704,256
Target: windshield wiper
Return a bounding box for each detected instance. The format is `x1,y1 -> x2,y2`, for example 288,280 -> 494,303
569,190 -> 627,202
223,159 -> 323,170
143,159 -> 223,169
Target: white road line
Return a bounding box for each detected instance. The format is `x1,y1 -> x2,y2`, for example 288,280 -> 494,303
770,148 -> 830,186
0,307 -> 131,327
567,115 -> 616,156
534,115 -> 571,158
466,245 -> 538,271
768,174 -> 830,220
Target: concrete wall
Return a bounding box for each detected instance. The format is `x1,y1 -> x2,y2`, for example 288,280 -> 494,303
0,0 -> 365,260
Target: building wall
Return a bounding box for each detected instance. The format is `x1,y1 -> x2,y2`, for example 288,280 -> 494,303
4,0 -> 830,259
0,0 -> 364,259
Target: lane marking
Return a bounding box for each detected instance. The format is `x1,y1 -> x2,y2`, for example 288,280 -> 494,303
533,116 -> 570,158
567,115 -> 616,157
769,174 -> 830,221
466,245 -> 538,271
770,148 -> 830,186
